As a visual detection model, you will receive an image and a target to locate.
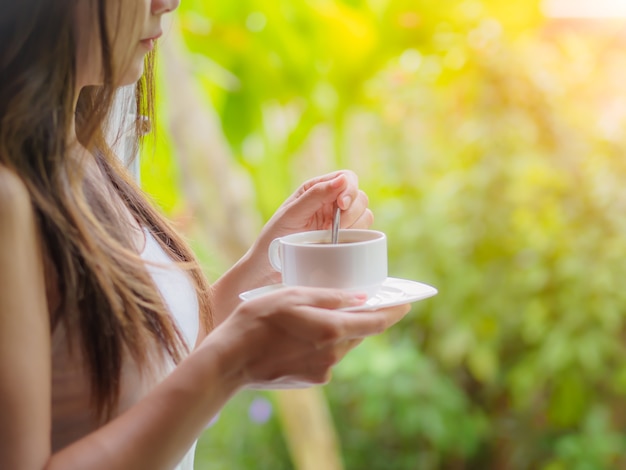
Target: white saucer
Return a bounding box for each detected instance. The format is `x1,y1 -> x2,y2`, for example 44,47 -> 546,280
238,277 -> 438,311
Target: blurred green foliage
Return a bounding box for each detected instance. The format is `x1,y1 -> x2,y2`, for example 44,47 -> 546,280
143,0 -> 626,468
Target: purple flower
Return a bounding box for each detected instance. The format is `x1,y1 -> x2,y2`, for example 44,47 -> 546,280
248,397 -> 273,424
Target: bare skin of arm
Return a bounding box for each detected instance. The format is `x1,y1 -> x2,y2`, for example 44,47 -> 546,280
0,167 -> 410,470
0,168 -> 51,469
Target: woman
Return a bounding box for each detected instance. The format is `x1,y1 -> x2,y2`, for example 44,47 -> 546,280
0,0 -> 410,469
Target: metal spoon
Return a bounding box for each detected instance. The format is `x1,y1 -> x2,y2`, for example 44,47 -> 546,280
331,206 -> 341,244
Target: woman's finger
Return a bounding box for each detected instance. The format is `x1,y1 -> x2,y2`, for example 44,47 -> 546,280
345,208 -> 374,229
284,174 -> 347,216
251,288 -> 365,343
348,304 -> 412,330
274,286 -> 368,310
290,171 -> 346,202
278,339 -> 363,386
287,170 -> 360,211
278,302 -> 410,348
336,170 -> 360,210
339,190 -> 370,228
248,287 -> 409,347
332,338 -> 364,360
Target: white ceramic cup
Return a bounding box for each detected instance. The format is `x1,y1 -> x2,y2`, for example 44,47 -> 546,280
268,229 -> 388,298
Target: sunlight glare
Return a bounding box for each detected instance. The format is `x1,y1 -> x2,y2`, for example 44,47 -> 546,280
543,0 -> 626,18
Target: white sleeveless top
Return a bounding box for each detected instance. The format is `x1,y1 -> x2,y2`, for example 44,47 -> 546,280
50,229 -> 200,469
142,229 -> 200,469
142,228 -> 199,352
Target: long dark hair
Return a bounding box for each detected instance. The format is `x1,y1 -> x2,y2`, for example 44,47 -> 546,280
0,0 -> 213,419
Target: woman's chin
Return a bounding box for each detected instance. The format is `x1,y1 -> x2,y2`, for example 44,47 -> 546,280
115,61 -> 146,88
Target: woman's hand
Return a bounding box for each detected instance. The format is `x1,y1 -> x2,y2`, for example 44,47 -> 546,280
250,170 -> 372,285
202,287 -> 411,389
264,170 -> 373,239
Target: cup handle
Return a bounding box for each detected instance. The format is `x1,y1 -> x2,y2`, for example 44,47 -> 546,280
268,238 -> 283,272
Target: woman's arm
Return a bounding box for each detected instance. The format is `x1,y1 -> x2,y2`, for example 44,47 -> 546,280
47,339 -> 243,470
48,286 -> 407,470
48,292 -> 406,470
0,168 -> 240,470
0,168 -> 51,470
1,167 -> 408,470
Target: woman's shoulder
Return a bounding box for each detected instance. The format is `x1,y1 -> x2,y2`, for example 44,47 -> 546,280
0,165 -> 32,221
0,165 -> 60,314
0,161 -> 49,256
